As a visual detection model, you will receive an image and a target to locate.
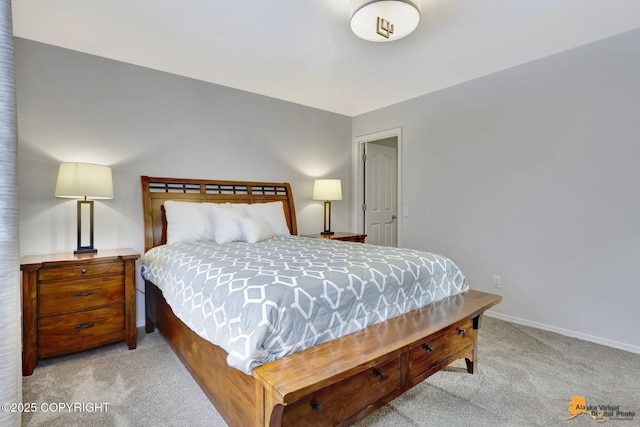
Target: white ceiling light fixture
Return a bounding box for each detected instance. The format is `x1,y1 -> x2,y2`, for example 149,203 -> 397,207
350,0 -> 421,42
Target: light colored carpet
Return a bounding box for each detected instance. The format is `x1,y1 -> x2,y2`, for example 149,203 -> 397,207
22,317 -> 639,426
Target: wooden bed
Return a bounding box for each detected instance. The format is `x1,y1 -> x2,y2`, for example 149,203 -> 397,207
141,176 -> 502,427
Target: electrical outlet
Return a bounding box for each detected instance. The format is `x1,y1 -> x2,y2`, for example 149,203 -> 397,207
493,275 -> 501,288
403,207 -> 409,217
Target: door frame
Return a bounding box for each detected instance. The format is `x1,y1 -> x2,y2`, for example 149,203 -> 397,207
352,127 -> 403,247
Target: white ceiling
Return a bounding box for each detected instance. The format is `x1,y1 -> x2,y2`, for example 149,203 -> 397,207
12,0 -> 640,117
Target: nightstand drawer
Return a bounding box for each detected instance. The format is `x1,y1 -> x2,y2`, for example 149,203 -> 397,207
38,262 -> 124,282
38,305 -> 125,358
37,276 -> 124,316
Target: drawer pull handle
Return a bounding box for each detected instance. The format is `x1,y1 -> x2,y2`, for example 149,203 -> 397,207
75,322 -> 94,329
75,291 -> 94,297
458,328 -> 467,336
373,367 -> 385,379
312,401 -> 323,412
422,344 -> 433,352
81,268 -> 88,274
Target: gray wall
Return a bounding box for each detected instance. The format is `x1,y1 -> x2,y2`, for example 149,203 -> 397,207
354,29 -> 640,352
16,29 -> 640,352
15,38 -> 353,326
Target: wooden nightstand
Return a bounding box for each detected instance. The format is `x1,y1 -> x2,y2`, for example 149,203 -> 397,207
303,232 -> 367,243
20,248 -> 140,375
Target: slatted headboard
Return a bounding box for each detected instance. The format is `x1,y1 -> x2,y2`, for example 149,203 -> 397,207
141,176 -> 298,252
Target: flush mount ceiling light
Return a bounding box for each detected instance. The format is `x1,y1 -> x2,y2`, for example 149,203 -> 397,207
350,0 -> 421,42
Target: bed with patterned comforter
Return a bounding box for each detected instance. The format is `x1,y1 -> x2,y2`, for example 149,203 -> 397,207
140,235 -> 468,374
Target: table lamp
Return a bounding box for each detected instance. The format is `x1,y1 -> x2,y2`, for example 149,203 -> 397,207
55,162 -> 113,254
312,179 -> 342,235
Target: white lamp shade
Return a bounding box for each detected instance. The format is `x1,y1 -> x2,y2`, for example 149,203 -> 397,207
55,162 -> 114,199
313,179 -> 343,201
351,0 -> 420,42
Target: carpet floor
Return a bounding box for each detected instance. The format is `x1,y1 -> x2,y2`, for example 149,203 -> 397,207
22,317 -> 639,426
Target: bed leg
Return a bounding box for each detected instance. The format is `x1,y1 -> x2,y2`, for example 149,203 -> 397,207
465,314 -> 483,374
145,280 -> 156,333
258,384 -> 284,427
464,357 -> 475,374
145,316 -> 155,333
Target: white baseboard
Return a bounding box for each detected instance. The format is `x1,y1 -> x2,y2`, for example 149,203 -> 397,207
485,310 -> 640,355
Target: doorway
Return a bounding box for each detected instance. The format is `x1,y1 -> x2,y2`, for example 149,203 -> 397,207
353,128 -> 402,247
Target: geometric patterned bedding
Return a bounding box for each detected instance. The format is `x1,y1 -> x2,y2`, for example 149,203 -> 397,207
140,235 -> 468,374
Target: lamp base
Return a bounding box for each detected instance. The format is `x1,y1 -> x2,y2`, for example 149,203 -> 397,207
74,247 -> 97,255
76,199 -> 97,256
321,201 -> 334,237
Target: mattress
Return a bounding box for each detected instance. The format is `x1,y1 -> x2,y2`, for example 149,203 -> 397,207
141,235 -> 468,374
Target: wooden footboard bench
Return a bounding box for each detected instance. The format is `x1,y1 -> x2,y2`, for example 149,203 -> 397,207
146,280 -> 501,427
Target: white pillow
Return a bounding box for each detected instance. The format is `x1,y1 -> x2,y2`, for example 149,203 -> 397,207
209,204 -> 247,243
238,217 -> 273,243
245,201 -> 290,236
164,201 -> 215,244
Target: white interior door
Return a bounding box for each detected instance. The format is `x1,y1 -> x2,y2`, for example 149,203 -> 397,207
364,139 -> 398,246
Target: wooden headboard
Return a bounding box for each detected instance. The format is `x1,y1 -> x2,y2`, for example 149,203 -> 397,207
141,176 -> 298,252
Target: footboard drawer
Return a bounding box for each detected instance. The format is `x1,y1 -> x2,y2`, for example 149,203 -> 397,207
281,356 -> 401,426
408,318 -> 473,380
